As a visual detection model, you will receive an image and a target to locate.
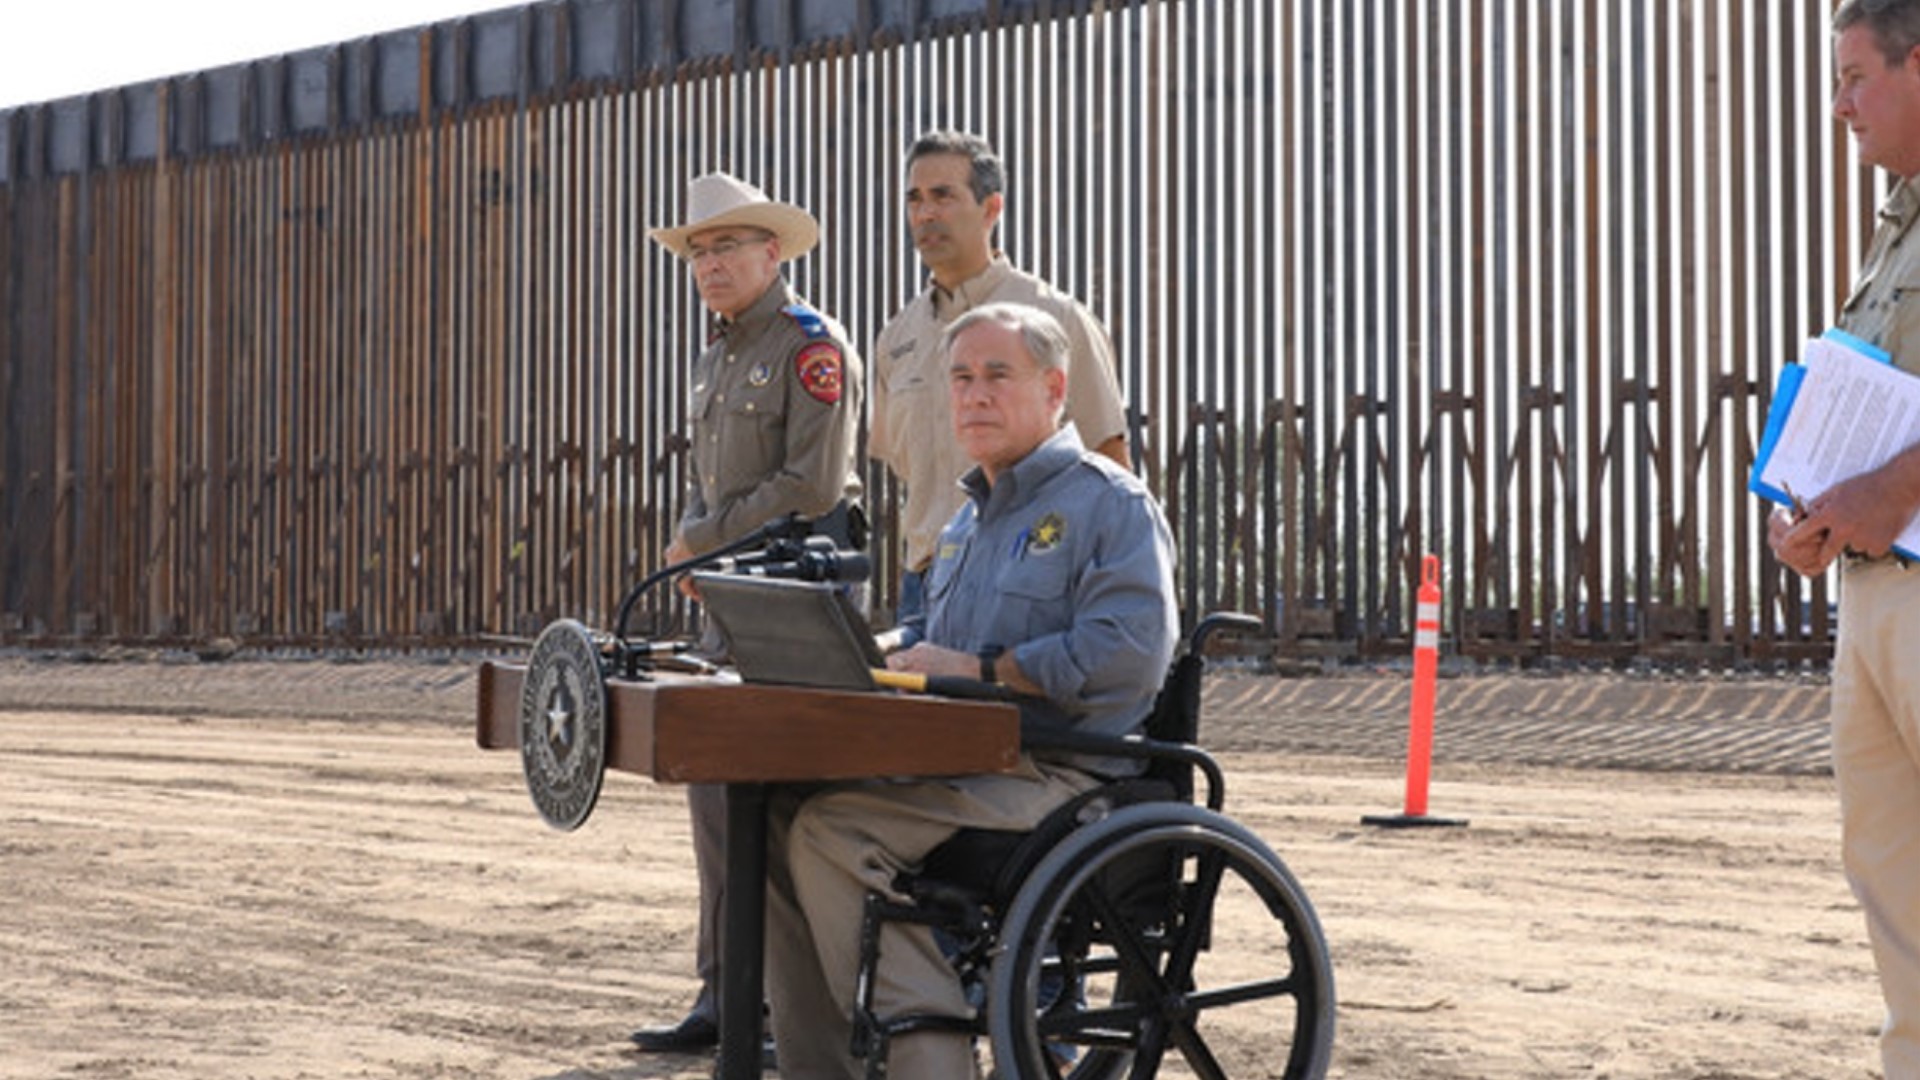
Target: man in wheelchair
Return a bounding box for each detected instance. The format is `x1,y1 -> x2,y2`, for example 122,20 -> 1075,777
761,301 -> 1179,1079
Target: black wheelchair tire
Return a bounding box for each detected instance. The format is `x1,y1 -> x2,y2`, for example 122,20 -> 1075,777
985,802 -> 1335,1080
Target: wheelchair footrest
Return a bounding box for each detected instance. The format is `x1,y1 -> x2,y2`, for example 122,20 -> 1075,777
853,1009 -> 981,1080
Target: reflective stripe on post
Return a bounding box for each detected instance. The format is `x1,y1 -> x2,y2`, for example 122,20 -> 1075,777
1363,553 -> 1467,829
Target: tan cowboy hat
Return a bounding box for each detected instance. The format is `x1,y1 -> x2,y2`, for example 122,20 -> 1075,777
648,172 -> 819,261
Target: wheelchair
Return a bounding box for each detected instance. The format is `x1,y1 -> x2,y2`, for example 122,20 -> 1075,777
848,614 -> 1337,1080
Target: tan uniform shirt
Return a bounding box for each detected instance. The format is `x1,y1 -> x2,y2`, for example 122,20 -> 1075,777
869,255 -> 1129,571
1839,177 -> 1920,376
678,278 -> 863,555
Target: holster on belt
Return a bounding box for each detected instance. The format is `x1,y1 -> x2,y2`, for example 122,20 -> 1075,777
811,500 -> 869,551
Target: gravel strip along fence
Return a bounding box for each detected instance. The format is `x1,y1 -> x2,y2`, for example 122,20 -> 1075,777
0,650 -> 1835,775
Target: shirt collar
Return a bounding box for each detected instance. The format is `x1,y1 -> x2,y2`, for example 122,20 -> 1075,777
710,277 -> 793,347
1885,175 -> 1918,219
1878,177 -> 1920,242
960,425 -> 1086,515
931,253 -> 1013,319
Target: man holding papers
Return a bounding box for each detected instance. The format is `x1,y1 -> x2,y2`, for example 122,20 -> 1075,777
1755,329 -> 1920,561
1770,4 -> 1920,1075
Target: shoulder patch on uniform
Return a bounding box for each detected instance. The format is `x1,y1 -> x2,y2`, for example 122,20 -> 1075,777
796,342 -> 845,404
781,303 -> 830,339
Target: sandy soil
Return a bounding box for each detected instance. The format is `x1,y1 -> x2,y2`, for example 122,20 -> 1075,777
0,664 -> 1885,1080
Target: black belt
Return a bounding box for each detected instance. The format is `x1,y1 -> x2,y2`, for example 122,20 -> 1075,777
1844,550 -> 1912,568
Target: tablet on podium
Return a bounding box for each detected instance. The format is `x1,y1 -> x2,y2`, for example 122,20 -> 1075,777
694,574 -> 886,691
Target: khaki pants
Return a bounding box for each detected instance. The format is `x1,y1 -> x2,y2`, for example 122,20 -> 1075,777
763,758 -> 1098,1080
1834,559 -> 1920,1079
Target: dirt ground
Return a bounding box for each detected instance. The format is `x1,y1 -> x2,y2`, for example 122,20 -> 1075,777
0,654 -> 1885,1080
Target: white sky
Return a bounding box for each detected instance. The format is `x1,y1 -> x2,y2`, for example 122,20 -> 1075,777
0,0 -> 520,110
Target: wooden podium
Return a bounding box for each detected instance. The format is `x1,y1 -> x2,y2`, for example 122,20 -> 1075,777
476,662 -> 1020,782
475,661 -> 1020,1079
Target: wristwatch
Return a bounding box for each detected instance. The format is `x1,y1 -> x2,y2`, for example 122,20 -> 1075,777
978,647 -> 1002,684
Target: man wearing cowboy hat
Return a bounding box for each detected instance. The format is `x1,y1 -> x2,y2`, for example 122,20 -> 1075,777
633,171 -> 864,1056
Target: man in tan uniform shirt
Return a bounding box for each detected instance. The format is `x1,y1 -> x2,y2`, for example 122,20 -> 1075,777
870,130 -> 1129,641
633,172 -> 863,1056
1771,5 -> 1920,1075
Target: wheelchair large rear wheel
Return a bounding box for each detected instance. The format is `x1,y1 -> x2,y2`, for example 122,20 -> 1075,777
986,803 -> 1334,1080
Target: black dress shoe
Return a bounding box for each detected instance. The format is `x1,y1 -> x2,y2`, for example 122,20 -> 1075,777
630,1012 -> 720,1052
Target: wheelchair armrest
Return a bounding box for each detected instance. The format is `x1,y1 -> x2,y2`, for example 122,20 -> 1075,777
1189,611 -> 1264,655
1018,723 -> 1226,812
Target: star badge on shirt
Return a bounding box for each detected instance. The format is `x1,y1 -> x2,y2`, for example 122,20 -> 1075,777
1027,513 -> 1066,555
796,342 -> 845,404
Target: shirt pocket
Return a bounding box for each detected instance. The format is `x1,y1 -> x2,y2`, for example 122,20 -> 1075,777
926,544 -> 963,604
691,374 -> 720,424
1891,278 -> 1920,367
724,380 -> 787,465
994,552 -> 1075,643
879,371 -> 939,451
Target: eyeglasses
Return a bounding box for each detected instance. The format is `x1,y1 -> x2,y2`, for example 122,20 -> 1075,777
688,234 -> 770,262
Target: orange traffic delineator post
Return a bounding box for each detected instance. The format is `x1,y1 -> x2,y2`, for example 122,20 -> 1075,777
1364,553 -> 1468,829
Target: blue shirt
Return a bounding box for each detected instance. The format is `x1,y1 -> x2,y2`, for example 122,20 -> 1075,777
924,427 -> 1178,773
